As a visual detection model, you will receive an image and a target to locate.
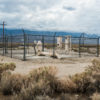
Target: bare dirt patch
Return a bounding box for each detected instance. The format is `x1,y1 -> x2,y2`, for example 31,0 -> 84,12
0,55 -> 98,77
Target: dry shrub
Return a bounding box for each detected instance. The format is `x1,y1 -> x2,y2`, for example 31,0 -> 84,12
1,59 -> 100,99
22,79 -> 51,97
28,66 -> 58,93
59,93 -> 78,100
92,73 -> 100,92
35,95 -> 55,100
15,83 -> 35,100
69,59 -> 100,94
4,66 -> 58,100
70,72 -> 94,94
29,66 -> 57,81
86,59 -> 100,93
13,94 -> 55,100
0,73 -> 26,95
0,63 -> 16,80
0,62 -> 16,96
14,67 -> 78,100
86,59 -> 100,74
50,77 -> 77,93
0,63 -> 16,73
14,67 -> 58,100
14,82 -> 52,100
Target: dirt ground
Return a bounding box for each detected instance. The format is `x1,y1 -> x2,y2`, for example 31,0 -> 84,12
0,55 -> 98,77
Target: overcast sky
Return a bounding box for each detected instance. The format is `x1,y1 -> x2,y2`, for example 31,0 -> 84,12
0,0 -> 100,34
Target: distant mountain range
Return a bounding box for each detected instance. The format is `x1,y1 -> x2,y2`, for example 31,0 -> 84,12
0,28 -> 99,38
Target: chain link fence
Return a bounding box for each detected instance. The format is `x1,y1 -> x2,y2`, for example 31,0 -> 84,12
0,31 -> 99,61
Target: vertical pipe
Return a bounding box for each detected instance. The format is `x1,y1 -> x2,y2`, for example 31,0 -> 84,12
42,35 -> 44,51
97,38 -> 99,57
28,34 -> 29,54
22,29 -> 26,61
3,22 -> 5,56
11,34 -> 12,58
79,38 -> 81,57
83,33 -> 84,46
53,32 -> 56,57
24,33 -> 26,61
25,34 -> 27,54
5,34 -> 6,54
5,34 -> 8,54
33,39 -> 37,55
6,36 -> 8,54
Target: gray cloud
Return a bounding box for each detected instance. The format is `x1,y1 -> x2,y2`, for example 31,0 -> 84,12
0,0 -> 100,34
63,6 -> 76,11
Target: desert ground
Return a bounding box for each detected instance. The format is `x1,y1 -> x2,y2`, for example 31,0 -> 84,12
0,55 -> 97,77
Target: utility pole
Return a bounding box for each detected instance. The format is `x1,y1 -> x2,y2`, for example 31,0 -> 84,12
0,21 -> 7,55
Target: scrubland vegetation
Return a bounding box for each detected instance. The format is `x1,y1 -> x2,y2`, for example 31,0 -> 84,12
0,59 -> 100,100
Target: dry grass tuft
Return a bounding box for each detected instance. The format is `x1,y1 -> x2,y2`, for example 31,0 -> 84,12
29,66 -> 57,80
71,72 -> 92,93
11,66 -> 58,100
0,63 -> 16,75
0,62 -> 16,83
0,73 -> 26,95
51,77 -> 77,93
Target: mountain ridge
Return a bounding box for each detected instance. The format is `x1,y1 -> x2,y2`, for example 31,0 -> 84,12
0,28 -> 99,38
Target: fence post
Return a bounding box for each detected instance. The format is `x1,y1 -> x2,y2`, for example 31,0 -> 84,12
53,32 -> 56,57
2,34 -> 5,56
5,34 -> 8,54
23,30 -> 26,61
4,34 -> 6,54
42,35 -> 44,51
27,34 -> 29,54
11,34 -> 13,58
6,36 -> 8,54
97,38 -> 99,57
79,38 -> 81,57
